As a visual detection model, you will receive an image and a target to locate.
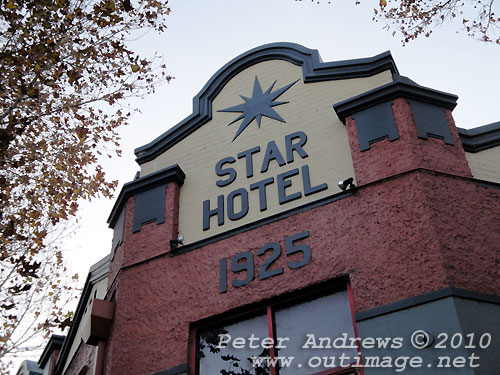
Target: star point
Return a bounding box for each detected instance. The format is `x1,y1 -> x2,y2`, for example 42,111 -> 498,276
218,76 -> 298,141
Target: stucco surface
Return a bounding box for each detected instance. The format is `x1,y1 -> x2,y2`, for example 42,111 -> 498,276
103,171 -> 500,375
97,93 -> 500,375
107,181 -> 180,288
54,45 -> 500,375
64,343 -> 95,375
346,98 -> 472,186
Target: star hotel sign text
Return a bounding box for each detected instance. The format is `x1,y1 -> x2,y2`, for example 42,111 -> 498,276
202,76 -> 328,231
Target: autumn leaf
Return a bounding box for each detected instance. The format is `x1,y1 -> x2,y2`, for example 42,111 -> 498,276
5,1 -> 16,10
0,0 -> 172,371
304,1 -> 500,46
369,0 -> 500,45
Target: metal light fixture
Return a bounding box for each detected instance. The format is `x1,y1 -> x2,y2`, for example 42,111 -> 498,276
338,177 -> 357,191
170,234 -> 184,251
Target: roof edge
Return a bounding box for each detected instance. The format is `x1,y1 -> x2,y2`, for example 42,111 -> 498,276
134,43 -> 398,164
55,255 -> 110,375
107,164 -> 186,228
355,286 -> 500,322
458,121 -> 500,152
38,334 -> 65,368
333,74 -> 458,123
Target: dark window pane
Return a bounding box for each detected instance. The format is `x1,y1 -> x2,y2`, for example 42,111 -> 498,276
274,291 -> 358,374
198,313 -> 271,375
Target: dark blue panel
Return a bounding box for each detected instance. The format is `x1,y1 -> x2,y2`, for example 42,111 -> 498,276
111,208 -> 124,252
356,286 -> 500,322
132,184 -> 167,233
352,101 -> 399,151
107,164 -> 185,228
454,298 -> 500,375
356,290 -> 500,375
333,74 -> 458,124
408,100 -> 454,145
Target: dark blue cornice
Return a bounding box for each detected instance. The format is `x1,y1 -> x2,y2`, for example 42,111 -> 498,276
134,43 -> 399,164
38,334 -> 65,369
355,286 -> 500,322
333,74 -> 458,124
458,121 -> 500,152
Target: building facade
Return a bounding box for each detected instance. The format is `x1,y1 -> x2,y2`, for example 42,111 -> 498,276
36,43 -> 500,375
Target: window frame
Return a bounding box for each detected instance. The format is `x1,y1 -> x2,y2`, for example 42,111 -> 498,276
189,278 -> 362,375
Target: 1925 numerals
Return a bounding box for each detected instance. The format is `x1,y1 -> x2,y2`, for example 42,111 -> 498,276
219,231 -> 311,293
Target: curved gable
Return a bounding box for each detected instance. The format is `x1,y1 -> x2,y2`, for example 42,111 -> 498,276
135,43 -> 398,164
132,43 -> 398,244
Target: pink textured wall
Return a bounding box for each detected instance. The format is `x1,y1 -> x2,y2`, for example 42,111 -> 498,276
94,97 -> 500,375
102,171 -> 500,375
107,181 -> 180,289
64,343 -> 96,375
45,349 -> 60,375
345,98 -> 472,186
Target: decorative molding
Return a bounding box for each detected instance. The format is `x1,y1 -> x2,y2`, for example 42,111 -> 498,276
134,43 -> 399,164
111,208 -> 124,253
54,255 -> 110,375
153,363 -> 188,375
355,287 -> 500,322
333,74 -> 458,124
107,165 -> 185,229
117,169 -> 500,267
38,334 -> 65,369
458,121 -> 500,152
168,189 -> 356,258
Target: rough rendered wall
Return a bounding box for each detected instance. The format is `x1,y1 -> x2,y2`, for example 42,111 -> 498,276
345,99 -> 472,186
103,171 -> 500,375
64,344 -> 95,375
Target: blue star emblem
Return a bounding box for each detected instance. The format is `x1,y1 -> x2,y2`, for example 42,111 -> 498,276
218,76 -> 298,141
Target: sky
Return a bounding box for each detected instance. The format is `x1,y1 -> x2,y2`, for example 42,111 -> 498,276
10,0 -> 499,370
64,0 -> 500,320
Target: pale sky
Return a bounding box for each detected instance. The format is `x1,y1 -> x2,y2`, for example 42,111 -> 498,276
66,0 -> 500,305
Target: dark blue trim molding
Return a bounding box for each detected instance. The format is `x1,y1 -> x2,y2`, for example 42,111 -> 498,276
355,287 -> 500,322
38,334 -> 65,369
107,165 -> 185,228
134,43 -> 399,164
458,121 -> 500,152
333,74 -> 458,124
55,255 -> 110,375
153,363 -> 188,375
113,169 -> 500,270
169,189 -> 356,258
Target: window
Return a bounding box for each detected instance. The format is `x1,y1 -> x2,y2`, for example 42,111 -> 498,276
193,283 -> 360,375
